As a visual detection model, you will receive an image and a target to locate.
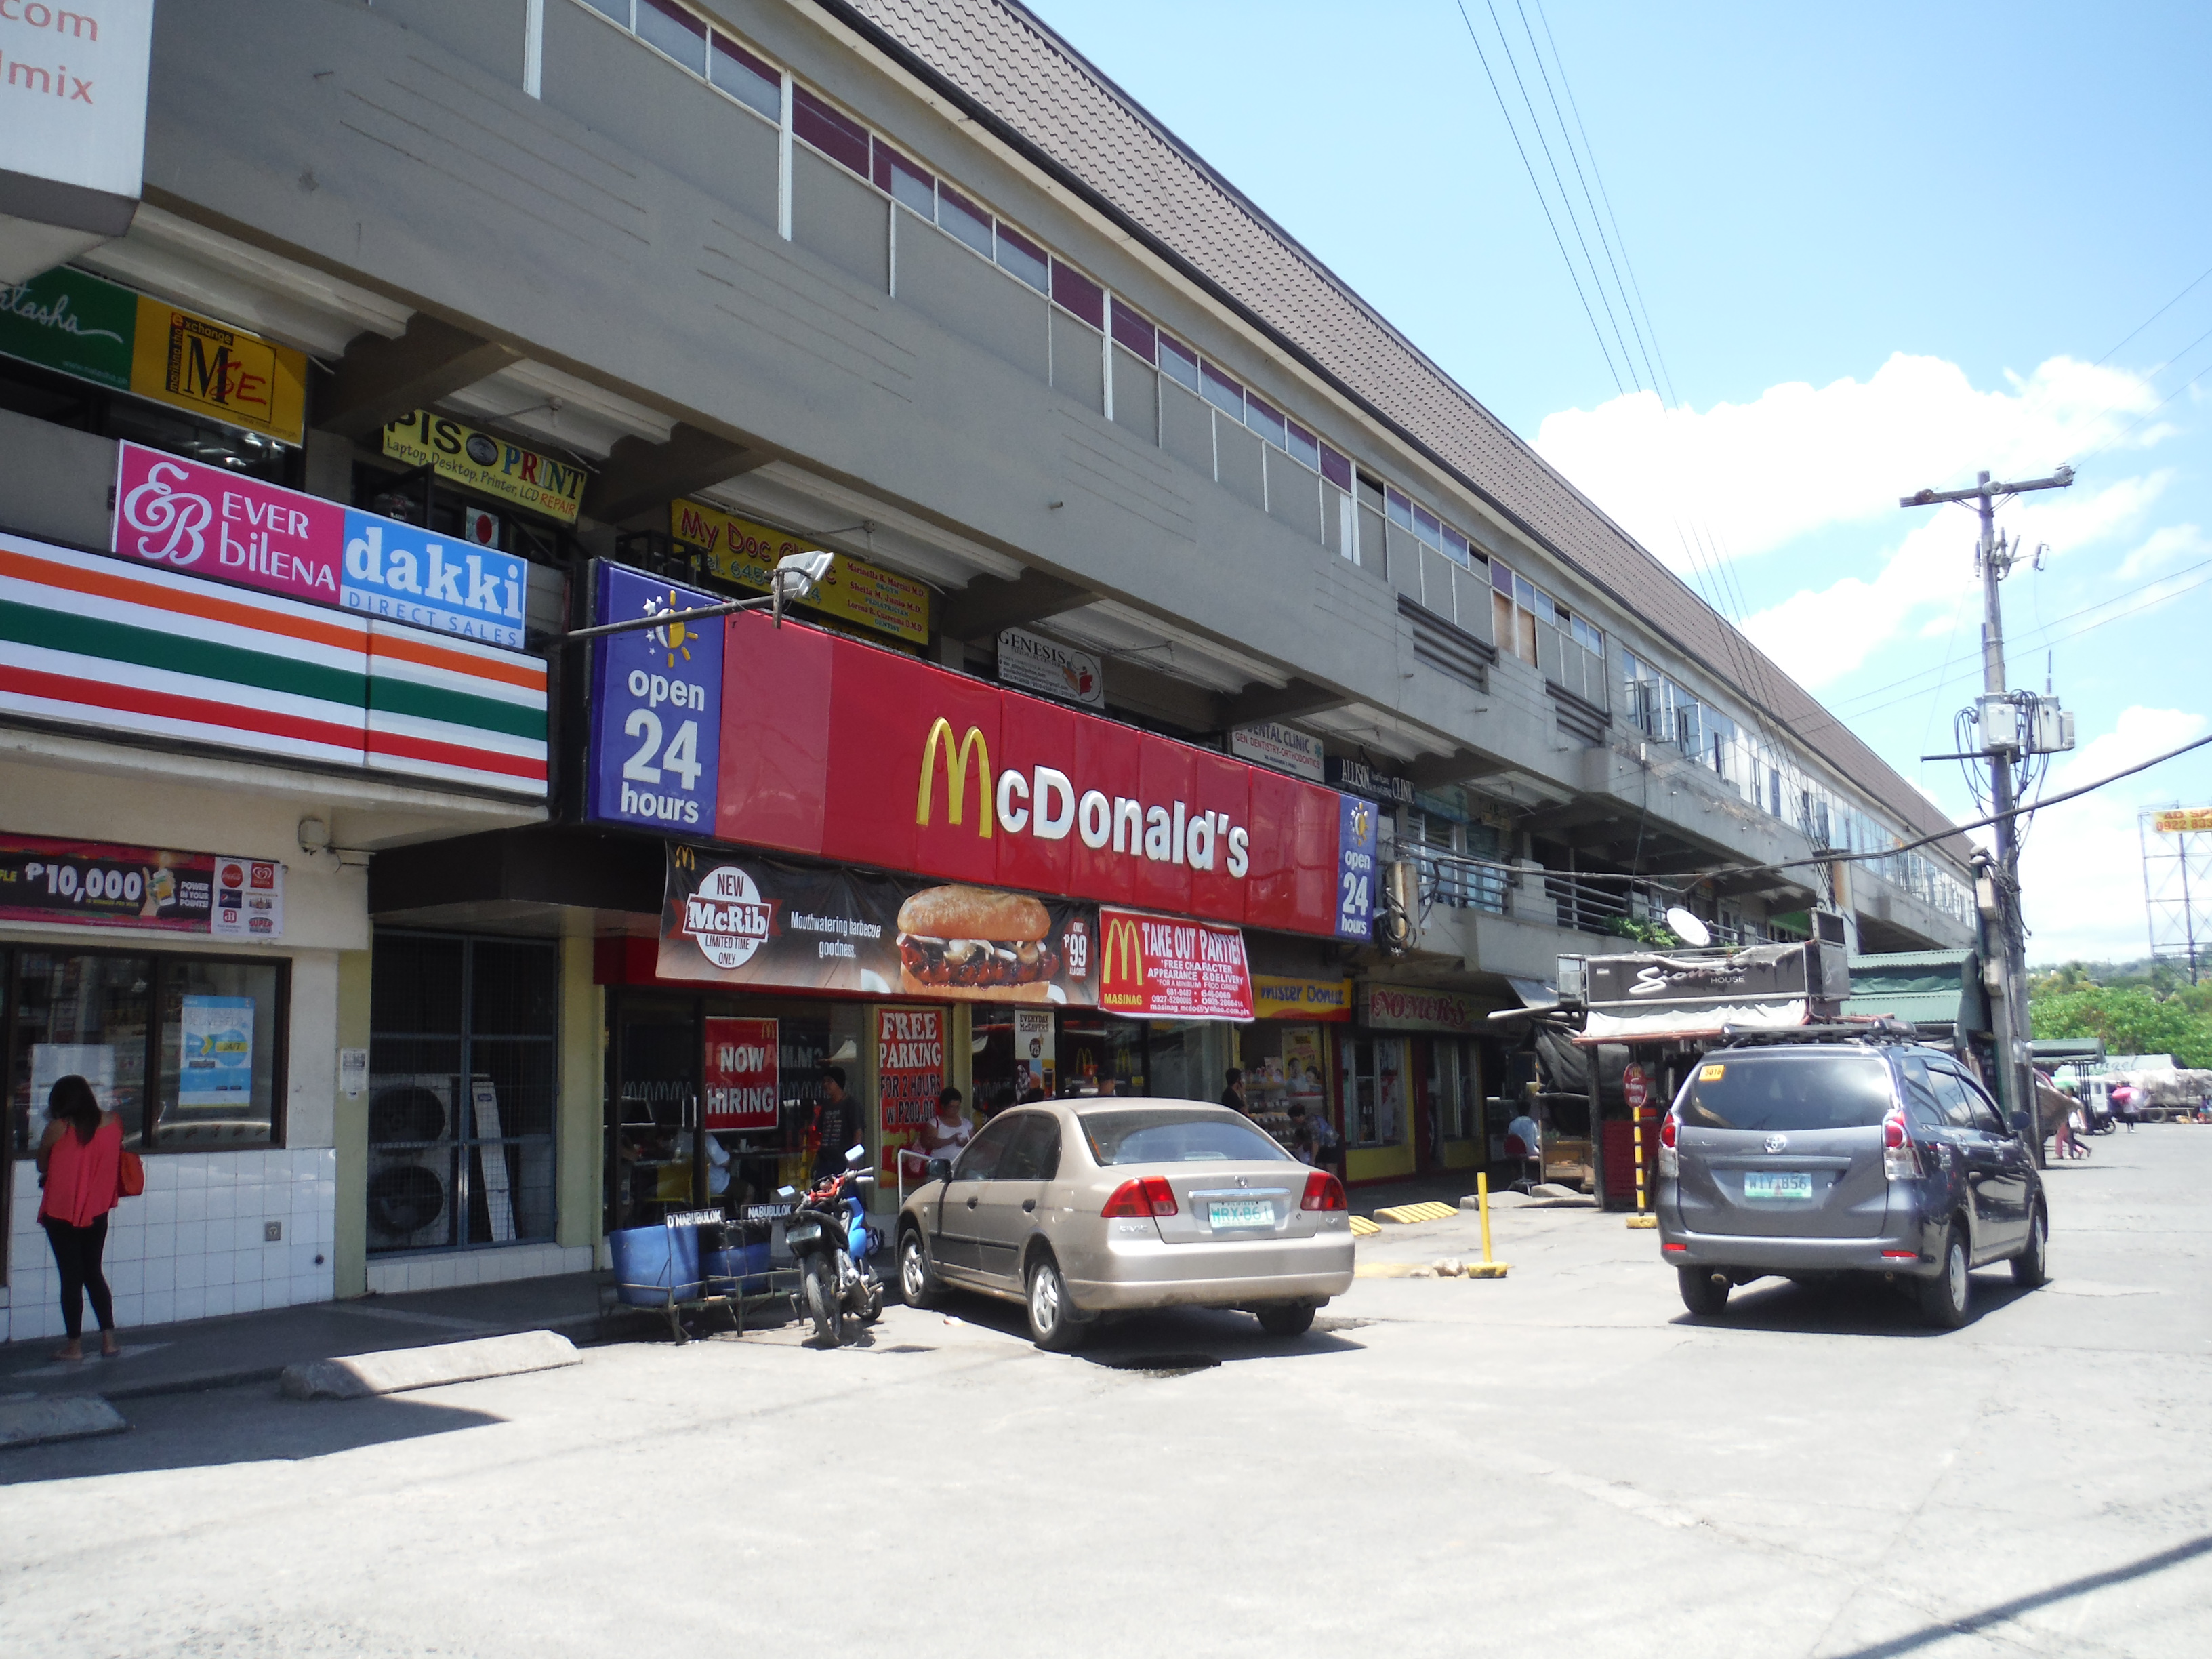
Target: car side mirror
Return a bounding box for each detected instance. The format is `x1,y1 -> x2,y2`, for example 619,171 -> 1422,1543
926,1158 -> 954,1183
2009,1111 -> 2032,1140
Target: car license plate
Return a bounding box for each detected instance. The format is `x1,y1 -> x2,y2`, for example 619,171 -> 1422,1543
1744,1172 -> 1814,1200
1208,1200 -> 1273,1229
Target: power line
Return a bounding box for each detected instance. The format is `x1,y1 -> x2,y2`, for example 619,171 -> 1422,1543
2094,255 -> 2212,368
1452,0 -> 1623,395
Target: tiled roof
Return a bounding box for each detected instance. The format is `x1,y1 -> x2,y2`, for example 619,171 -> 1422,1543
831,0 -> 1965,859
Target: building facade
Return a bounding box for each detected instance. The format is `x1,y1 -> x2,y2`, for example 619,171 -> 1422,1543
0,0 -> 1973,1336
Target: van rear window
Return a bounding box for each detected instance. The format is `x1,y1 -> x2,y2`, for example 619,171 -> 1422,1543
1680,1051 -> 1896,1132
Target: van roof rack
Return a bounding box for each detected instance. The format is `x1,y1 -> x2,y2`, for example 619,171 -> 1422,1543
1715,1018 -> 1921,1048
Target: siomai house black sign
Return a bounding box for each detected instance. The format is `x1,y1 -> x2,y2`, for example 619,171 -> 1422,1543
1580,943 -> 1832,1043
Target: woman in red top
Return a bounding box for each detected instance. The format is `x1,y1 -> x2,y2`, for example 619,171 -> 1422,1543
35,1074 -> 124,1360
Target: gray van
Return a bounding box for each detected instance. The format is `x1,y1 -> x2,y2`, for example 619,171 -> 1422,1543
1656,1036 -> 2047,1327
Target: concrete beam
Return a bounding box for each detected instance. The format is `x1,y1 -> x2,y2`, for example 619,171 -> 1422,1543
1217,678 -> 1351,729
585,424 -> 762,525
937,567 -> 1092,640
1406,748 -> 1509,790
318,316 -> 523,439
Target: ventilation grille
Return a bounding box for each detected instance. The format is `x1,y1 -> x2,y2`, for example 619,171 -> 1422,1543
1398,594 -> 1493,690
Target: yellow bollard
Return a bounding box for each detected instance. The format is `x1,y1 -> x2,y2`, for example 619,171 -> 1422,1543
1626,1102 -> 1659,1229
1468,1171 -> 1509,1277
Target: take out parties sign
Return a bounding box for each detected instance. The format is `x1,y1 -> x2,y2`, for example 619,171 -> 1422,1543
111,443 -> 529,650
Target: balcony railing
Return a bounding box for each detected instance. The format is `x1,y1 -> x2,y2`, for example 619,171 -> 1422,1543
1397,846 -> 1673,941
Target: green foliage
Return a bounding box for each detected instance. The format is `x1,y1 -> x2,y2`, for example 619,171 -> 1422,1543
2028,981 -> 2212,1067
1606,916 -> 1682,948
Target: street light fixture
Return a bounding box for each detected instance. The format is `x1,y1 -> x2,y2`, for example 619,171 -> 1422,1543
565,548 -> 840,642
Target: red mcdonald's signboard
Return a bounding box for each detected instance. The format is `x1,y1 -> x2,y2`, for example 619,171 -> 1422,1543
1097,906 -> 1254,1021
712,611 -> 1341,937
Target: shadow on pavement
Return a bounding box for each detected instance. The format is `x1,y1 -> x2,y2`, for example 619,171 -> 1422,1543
923,1288 -> 1364,1364
0,1382 -> 502,1486
1669,1271 -> 2037,1338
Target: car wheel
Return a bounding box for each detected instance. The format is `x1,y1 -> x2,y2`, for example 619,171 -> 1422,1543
2011,1204 -> 2049,1288
1025,1253 -> 1085,1352
1255,1302 -> 1316,1338
1677,1267 -> 1729,1317
1919,1224 -> 1971,1328
897,1228 -> 939,1310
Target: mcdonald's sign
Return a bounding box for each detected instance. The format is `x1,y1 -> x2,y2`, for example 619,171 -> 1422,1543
916,718 -> 994,836
1095,906 -> 1253,1020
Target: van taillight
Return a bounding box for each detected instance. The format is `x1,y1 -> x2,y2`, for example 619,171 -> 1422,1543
1101,1176 -> 1179,1218
1300,1171 -> 1347,1211
1882,1111 -> 1923,1181
1660,1115 -> 1678,1150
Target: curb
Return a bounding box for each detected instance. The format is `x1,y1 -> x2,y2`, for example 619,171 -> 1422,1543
0,1392 -> 129,1450
281,1330 -> 581,1401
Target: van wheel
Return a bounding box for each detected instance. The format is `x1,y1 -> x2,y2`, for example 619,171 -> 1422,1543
2011,1205 -> 2049,1288
1256,1303 -> 1316,1338
1026,1254 -> 1085,1352
898,1229 -> 939,1309
1677,1267 -> 1729,1317
1919,1225 -> 1971,1328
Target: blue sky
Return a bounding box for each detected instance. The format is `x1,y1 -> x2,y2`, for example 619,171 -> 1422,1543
1033,0 -> 2212,962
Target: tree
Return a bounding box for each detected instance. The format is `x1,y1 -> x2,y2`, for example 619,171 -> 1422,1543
2028,985 -> 2212,1067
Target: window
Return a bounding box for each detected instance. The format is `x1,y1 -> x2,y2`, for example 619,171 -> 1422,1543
1245,392 -> 1286,449
1000,1113 -> 1064,1181
6,947 -> 288,1155
367,933 -> 558,1254
792,86 -> 869,176
1080,1109 -> 1289,1166
1679,1051 -> 1896,1132
1200,361 -> 1244,419
1492,558 -> 1538,666
1159,332 -> 1200,392
952,1113 -> 1020,1182
937,183 -> 994,258
636,0 -> 706,75
872,139 -> 937,218
1345,1037 -> 1406,1148
994,223 -> 1049,293
708,30 -> 780,119
1111,298 -> 1156,363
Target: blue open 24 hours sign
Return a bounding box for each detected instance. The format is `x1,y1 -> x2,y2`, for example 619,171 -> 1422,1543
587,563 -> 725,832
1335,793 -> 1376,941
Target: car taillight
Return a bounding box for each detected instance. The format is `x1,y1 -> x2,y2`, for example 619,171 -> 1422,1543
1882,1111 -> 1923,1181
1100,1176 -> 1179,1218
1660,1114 -> 1678,1150
1657,1112 -> 1679,1179
1300,1171 -> 1347,1211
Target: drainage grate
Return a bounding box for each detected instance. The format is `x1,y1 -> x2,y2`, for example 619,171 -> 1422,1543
1093,1353 -> 1221,1378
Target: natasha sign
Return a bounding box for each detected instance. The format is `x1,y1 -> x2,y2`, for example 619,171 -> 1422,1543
112,443 -> 529,649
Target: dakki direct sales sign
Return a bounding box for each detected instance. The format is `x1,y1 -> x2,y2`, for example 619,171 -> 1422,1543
0,834 -> 283,940
0,266 -> 306,444
587,593 -> 1361,940
112,443 -> 529,649
1097,907 -> 1254,1021
383,411 -> 587,525
657,845 -> 1099,1007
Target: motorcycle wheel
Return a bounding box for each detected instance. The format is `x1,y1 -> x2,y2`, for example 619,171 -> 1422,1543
802,1261 -> 840,1347
861,1277 -> 884,1325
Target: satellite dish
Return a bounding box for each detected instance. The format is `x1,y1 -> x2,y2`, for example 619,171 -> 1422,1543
1665,907 -> 1712,948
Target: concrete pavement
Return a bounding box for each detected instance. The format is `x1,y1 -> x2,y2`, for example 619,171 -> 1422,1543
2,1126 -> 2206,1658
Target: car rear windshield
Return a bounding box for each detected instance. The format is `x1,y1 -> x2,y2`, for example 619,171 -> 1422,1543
1679,1050 -> 1897,1132
1080,1109 -> 1291,1166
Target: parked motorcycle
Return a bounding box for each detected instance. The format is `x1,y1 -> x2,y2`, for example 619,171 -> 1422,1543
780,1145 -> 885,1347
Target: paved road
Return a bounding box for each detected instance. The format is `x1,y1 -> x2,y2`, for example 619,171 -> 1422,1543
5,1127 -> 2207,1658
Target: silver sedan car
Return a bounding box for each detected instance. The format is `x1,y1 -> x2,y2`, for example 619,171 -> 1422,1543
895,1101 -> 1355,1349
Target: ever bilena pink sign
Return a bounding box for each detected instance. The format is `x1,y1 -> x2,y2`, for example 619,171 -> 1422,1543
112,444 -> 344,606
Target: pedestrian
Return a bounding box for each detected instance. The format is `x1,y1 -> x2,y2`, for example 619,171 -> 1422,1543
811,1066 -> 861,1182
1220,1067 -> 1248,1115
33,1074 -> 125,1361
2065,1105 -> 2093,1160
2113,1083 -> 2141,1133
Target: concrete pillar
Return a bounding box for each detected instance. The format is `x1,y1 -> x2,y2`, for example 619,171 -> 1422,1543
332,949 -> 372,1299
556,933 -> 603,1256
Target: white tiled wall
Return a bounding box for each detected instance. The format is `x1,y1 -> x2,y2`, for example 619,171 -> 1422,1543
365,1242 -> 593,1294
5,1148 -> 336,1345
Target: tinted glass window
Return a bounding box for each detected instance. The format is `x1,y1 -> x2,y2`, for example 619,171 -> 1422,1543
999,1113 -> 1062,1181
1896,1058 -> 1948,1130
1933,1065 -> 2003,1133
952,1115 -> 1020,1183
1081,1109 -> 1291,1166
1679,1051 -> 1896,1132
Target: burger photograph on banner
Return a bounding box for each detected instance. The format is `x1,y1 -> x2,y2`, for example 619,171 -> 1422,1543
657,845 -> 1098,1006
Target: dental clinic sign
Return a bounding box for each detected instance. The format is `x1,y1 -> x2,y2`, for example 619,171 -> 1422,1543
112,443 -> 527,649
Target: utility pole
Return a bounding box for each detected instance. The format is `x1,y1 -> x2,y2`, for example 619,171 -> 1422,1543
1902,466 -> 2074,1167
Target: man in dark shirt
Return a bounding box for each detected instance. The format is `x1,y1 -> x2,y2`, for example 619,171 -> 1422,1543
1219,1068 -> 1248,1115
812,1066 -> 861,1181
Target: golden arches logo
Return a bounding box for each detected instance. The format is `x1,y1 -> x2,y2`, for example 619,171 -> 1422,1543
915,718 -> 994,836
1101,916 -> 1145,987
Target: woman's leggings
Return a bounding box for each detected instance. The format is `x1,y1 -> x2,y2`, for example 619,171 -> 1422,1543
42,1214 -> 114,1340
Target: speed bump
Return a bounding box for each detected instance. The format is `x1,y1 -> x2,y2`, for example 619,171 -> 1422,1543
1374,1201 -> 1458,1225
1349,1215 -> 1382,1237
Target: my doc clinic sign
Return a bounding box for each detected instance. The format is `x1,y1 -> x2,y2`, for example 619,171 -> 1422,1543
111,443 -> 527,649
586,562 -> 724,830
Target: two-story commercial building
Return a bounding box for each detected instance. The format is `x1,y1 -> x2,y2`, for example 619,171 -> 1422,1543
0,0 -> 1971,1339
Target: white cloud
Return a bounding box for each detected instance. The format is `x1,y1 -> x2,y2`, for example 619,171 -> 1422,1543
1534,352 -> 2164,569
1733,474 -> 2167,689
2116,523 -> 2207,581
2019,705 -> 2211,962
